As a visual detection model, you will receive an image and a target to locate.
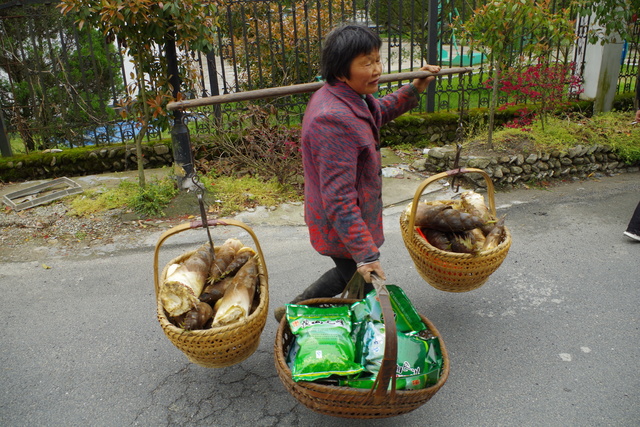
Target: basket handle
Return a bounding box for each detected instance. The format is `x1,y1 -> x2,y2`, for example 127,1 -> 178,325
407,167 -> 497,233
366,273 -> 399,404
152,218 -> 269,298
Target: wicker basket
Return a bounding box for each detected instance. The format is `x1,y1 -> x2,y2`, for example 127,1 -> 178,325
274,278 -> 450,419
153,218 -> 269,368
399,168 -> 511,293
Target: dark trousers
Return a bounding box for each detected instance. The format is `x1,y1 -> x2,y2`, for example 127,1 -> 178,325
290,257 -> 373,303
627,201 -> 640,233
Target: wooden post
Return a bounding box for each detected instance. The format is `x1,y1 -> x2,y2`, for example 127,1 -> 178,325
167,68 -> 472,111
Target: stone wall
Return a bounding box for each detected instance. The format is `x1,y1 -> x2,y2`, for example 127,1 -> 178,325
411,144 -> 640,188
0,143 -> 173,182
381,116 -> 460,147
1,135 -> 638,189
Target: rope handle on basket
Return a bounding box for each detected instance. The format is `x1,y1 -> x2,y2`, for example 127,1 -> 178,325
152,218 -> 269,297
366,273 -> 399,404
407,167 -> 497,233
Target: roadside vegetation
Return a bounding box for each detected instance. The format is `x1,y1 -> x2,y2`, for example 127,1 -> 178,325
66,172 -> 303,220
68,177 -> 179,218
3,0 -> 638,221
55,107 -> 638,221
464,110 -> 640,163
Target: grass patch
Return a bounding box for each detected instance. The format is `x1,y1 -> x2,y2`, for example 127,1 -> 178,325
68,177 -> 178,217
68,184 -> 134,216
585,113 -> 640,163
465,111 -> 640,163
201,174 -> 303,218
64,172 -> 302,220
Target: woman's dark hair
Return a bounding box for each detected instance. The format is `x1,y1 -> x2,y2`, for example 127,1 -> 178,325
321,24 -> 382,85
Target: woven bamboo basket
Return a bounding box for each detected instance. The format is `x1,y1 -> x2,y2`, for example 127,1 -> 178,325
153,218 -> 269,368
399,168 -> 511,293
274,278 -> 449,419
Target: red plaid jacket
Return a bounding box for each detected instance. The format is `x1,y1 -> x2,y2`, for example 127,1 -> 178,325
301,81 -> 419,263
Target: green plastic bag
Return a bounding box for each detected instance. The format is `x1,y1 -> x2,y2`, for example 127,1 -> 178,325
339,373 -> 430,390
347,285 -> 444,389
286,304 -> 363,382
346,326 -> 443,389
359,321 -> 429,377
350,285 -> 426,333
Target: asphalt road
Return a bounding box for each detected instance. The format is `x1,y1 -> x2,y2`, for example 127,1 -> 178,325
1,172 -> 639,427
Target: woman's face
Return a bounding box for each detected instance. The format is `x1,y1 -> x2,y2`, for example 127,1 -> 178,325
338,49 -> 382,95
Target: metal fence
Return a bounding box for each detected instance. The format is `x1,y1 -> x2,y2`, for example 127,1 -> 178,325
1,0 -> 638,153
619,18 -> 640,96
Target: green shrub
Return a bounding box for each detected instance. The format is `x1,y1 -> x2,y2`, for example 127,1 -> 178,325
126,178 -> 178,217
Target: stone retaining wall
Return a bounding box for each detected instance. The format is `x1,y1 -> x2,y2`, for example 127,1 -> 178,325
381,118 -> 459,147
2,141 -> 638,189
411,144 -> 640,187
0,143 -> 173,182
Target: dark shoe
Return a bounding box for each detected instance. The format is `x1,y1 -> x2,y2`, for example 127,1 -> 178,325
624,231 -> 640,241
274,306 -> 286,323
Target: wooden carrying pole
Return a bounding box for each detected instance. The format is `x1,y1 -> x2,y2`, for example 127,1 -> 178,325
166,67 -> 473,111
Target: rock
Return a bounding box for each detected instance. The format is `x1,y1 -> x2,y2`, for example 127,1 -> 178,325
560,157 -> 573,166
466,157 -> 492,169
428,146 -> 453,160
568,146 -> 583,158
411,158 -> 428,171
381,167 -> 404,178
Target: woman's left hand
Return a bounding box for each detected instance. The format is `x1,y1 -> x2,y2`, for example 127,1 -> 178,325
412,64 -> 441,93
357,261 -> 386,284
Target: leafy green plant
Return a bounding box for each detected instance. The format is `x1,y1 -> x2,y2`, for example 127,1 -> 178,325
126,178 -> 178,217
0,5 -> 123,152
574,0 -> 640,44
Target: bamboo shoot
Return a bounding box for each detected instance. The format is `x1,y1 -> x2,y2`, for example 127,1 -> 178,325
213,256 -> 259,325
160,243 -> 214,317
208,238 -> 243,284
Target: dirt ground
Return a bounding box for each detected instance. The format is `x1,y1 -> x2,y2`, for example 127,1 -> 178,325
0,179 -> 206,262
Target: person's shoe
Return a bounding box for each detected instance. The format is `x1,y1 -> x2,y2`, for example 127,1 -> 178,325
274,306 -> 286,323
624,230 -> 640,241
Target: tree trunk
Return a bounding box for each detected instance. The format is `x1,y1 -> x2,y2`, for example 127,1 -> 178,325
488,62 -> 501,150
133,55 -> 147,188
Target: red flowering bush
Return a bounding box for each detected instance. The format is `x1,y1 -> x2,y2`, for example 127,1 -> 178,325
486,61 -> 584,131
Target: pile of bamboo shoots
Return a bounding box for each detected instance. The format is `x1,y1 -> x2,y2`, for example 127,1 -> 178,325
408,191 -> 507,254
159,238 -> 261,330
